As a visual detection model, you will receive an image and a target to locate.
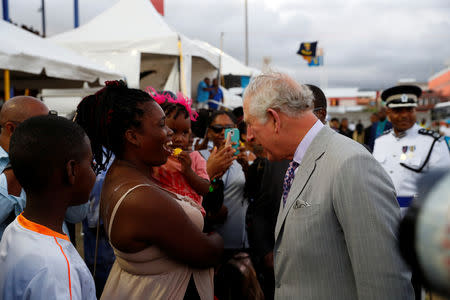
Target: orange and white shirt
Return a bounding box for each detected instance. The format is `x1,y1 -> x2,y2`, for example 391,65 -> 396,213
0,213 -> 96,300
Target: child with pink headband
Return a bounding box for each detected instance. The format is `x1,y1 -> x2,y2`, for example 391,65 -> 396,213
147,88 -> 210,216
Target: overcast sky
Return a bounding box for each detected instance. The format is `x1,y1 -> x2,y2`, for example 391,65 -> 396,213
4,0 -> 450,89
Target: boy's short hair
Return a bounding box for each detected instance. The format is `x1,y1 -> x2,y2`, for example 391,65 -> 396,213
10,115 -> 88,194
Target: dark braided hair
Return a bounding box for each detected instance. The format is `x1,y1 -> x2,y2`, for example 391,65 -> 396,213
75,80 -> 155,174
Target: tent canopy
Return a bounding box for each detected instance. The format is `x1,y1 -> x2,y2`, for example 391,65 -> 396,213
50,0 -> 220,95
192,40 -> 261,77
0,20 -> 122,88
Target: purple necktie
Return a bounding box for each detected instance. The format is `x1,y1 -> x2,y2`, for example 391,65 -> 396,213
282,161 -> 299,206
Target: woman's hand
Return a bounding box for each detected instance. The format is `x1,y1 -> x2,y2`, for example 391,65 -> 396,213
207,145 -> 235,180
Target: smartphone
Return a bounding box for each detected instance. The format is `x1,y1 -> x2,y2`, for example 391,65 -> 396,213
224,128 -> 240,155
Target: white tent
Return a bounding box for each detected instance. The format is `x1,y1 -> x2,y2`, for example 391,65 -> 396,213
50,0 -> 219,97
189,40 -> 261,102
0,20 -> 122,89
192,40 -> 260,77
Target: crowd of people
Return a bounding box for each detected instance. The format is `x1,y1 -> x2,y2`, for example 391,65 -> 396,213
196,78 -> 224,110
328,107 -> 392,152
0,72 -> 449,300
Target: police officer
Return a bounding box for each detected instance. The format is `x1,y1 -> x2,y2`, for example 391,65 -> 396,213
373,85 -> 450,214
373,85 -> 450,300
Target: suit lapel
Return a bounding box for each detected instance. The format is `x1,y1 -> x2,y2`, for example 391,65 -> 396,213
274,127 -> 332,240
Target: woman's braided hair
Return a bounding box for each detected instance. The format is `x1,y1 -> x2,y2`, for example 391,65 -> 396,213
75,80 -> 154,174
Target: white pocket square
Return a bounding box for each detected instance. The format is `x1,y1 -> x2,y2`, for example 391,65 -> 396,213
293,200 -> 311,209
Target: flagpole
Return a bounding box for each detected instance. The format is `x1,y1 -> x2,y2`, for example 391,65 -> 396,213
323,49 -> 328,89
41,0 -> 46,37
318,48 -> 327,90
74,0 -> 79,28
244,0 -> 249,66
2,0 -> 9,21
2,0 -> 10,101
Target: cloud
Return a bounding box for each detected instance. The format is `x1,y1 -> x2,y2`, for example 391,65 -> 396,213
5,0 -> 450,89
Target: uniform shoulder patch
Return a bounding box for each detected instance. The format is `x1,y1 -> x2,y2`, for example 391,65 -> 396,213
418,128 -> 442,140
381,128 -> 392,136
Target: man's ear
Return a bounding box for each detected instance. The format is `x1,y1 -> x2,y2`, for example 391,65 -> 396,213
65,160 -> 77,186
318,110 -> 327,124
3,122 -> 17,136
386,108 -> 392,121
267,108 -> 281,133
124,128 -> 140,147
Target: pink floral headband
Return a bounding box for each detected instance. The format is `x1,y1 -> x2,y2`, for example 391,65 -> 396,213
145,87 -> 198,121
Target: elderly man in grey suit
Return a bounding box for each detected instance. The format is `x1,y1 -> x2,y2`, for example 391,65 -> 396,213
242,72 -> 414,299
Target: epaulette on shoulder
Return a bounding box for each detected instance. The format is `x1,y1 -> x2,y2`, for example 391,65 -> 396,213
418,128 -> 442,140
381,128 -> 392,136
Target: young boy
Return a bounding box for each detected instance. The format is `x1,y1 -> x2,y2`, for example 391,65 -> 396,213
0,115 -> 97,299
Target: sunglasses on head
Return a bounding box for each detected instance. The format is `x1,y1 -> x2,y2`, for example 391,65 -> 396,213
209,125 -> 233,133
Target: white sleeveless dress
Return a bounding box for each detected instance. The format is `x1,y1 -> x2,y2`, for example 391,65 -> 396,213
100,184 -> 214,300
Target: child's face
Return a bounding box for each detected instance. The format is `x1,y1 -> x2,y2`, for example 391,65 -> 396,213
166,113 -> 191,150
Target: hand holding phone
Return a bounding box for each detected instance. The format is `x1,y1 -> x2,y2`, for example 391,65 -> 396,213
224,128 -> 240,155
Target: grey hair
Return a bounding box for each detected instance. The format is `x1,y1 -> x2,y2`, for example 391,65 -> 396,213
243,72 -> 314,123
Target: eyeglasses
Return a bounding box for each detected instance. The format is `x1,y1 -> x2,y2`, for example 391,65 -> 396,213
313,107 -> 325,112
209,124 -> 234,133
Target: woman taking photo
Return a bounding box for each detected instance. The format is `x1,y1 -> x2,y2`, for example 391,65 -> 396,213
199,111 -> 249,260
75,81 -> 223,300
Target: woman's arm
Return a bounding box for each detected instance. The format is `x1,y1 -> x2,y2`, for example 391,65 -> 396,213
107,184 -> 224,268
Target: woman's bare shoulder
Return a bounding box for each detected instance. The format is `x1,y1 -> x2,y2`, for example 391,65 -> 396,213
103,165 -> 151,197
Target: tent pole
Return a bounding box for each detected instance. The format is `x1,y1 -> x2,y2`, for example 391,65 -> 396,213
177,36 -> 187,95
4,70 -> 10,101
219,32 -> 224,85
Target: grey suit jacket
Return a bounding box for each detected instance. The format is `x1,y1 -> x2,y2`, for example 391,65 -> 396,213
274,126 -> 414,300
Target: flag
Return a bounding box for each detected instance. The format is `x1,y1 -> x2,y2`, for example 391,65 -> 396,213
308,48 -> 324,67
308,56 -> 322,66
297,41 -> 318,61
150,0 -> 164,16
